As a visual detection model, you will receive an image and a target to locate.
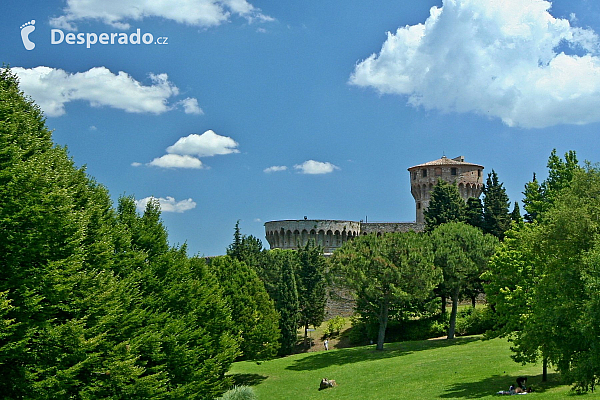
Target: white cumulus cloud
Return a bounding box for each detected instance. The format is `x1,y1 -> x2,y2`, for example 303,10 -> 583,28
12,66 -> 201,117
294,160 -> 339,175
50,0 -> 272,30
350,0 -> 600,128
263,165 -> 287,173
166,130 -> 239,157
135,196 -> 197,213
143,130 -> 239,169
148,154 -> 204,169
179,97 -> 204,115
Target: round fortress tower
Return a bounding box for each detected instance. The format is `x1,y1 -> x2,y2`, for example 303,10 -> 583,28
408,156 -> 484,224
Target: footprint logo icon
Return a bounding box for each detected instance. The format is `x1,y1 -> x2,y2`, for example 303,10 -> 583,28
20,20 -> 36,50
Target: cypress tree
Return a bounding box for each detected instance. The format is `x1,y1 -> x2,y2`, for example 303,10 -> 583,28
465,197 -> 484,230
0,67 -> 240,398
511,201 -> 522,223
296,243 -> 327,347
269,250 -> 299,355
482,170 -> 511,239
209,256 -> 280,361
424,179 -> 466,231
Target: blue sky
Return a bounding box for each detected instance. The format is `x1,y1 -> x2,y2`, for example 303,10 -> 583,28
3,0 -> 600,256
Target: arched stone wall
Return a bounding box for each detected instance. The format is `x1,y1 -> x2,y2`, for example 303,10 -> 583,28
265,220 -> 423,253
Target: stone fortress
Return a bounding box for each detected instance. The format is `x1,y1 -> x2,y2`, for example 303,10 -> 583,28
264,156 -> 484,254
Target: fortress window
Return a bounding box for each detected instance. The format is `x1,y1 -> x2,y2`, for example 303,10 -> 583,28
413,172 -> 417,180
435,167 -> 442,176
417,202 -> 421,209
451,167 -> 457,176
422,169 -> 427,178
478,169 -> 482,177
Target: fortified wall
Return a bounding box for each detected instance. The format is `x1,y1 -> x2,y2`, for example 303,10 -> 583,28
263,155 -> 484,317
264,220 -> 423,255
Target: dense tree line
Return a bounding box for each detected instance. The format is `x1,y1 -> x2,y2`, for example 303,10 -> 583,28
226,224 -> 328,356
0,67 -> 283,399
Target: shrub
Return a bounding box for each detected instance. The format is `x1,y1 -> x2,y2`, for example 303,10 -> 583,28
325,316 -> 346,337
219,385 -> 257,400
347,316 -> 378,344
455,306 -> 495,336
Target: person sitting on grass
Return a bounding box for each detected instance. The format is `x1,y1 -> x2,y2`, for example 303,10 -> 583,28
515,377 -> 531,393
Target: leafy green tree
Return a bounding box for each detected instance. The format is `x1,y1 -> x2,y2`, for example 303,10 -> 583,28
332,233 -> 441,350
482,170 -> 511,239
483,223 -> 550,381
424,179 -> 466,231
522,150 -> 581,223
486,166 -> 600,391
296,243 -> 327,346
430,222 -> 497,339
209,256 -> 280,361
545,149 -> 581,200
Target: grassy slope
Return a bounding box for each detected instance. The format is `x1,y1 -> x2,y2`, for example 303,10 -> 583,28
229,337 -> 599,399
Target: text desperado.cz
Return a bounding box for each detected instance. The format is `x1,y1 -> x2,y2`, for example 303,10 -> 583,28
51,29 -> 168,48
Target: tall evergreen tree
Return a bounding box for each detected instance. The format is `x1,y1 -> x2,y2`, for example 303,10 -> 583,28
424,179 -> 466,231
267,250 -> 300,355
465,197 -> 484,230
0,67 -> 240,399
510,201 -> 522,223
275,252 -> 300,355
482,170 -> 511,239
227,221 -> 265,274
296,243 -> 327,346
522,173 -> 543,223
209,256 -> 280,361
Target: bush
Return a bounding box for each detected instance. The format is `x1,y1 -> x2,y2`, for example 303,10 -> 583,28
347,316 -> 378,344
219,385 -> 257,400
347,306 -> 495,346
455,306 -> 495,336
325,316 -> 346,337
386,316 -> 447,342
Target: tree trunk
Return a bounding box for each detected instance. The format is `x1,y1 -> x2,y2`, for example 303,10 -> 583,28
304,322 -> 309,349
471,295 -> 476,308
447,286 -> 460,340
376,301 -> 389,351
542,357 -> 548,382
441,295 -> 447,315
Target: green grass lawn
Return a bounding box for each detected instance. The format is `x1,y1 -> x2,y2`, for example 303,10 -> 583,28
228,336 -> 600,399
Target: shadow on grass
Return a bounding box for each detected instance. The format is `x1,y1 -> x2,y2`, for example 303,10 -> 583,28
229,373 -> 268,387
286,336 -> 481,371
440,373 -> 562,398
